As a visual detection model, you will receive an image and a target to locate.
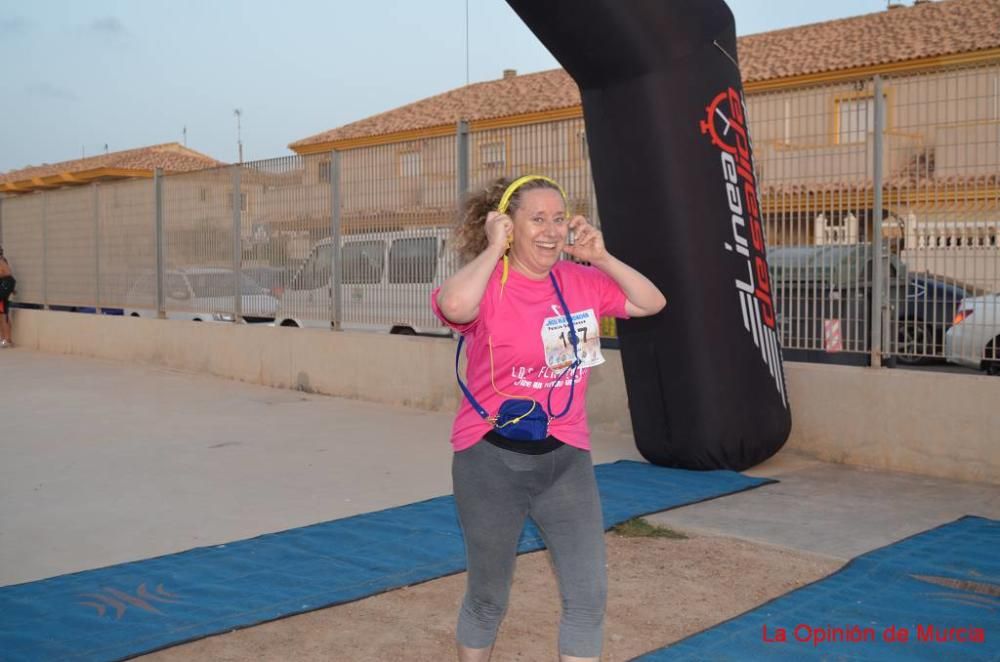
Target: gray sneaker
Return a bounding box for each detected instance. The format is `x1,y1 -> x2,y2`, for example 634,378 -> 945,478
0,339 -> 10,348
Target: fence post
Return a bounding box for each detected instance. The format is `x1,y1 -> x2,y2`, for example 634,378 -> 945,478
93,183 -> 101,312
457,120 -> 470,202
154,168 -> 166,319
42,193 -> 48,310
232,165 -> 243,323
870,75 -> 885,368
330,150 -> 343,330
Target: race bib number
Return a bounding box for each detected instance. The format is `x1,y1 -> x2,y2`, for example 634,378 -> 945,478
541,307 -> 605,370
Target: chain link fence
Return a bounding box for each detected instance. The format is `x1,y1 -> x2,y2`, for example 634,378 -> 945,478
1,61 -> 997,369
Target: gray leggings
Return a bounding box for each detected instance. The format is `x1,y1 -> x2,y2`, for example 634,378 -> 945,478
452,441 -> 607,657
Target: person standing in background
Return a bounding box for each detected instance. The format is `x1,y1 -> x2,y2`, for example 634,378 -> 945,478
0,246 -> 15,347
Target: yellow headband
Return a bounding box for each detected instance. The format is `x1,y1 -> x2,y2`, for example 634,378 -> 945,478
497,175 -> 568,214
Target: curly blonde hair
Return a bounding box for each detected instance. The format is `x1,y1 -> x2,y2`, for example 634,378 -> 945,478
451,176 -> 565,264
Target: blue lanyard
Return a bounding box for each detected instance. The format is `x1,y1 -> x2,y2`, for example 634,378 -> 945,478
455,271 -> 581,420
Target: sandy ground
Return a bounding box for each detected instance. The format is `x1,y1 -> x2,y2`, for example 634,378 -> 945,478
140,529 -> 842,661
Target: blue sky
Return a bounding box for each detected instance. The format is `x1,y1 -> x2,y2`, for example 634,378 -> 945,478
0,0 -> 892,173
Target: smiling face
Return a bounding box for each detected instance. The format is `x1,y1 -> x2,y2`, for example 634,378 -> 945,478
508,188 -> 568,278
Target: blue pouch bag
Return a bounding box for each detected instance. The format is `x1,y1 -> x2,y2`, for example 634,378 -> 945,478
494,399 -> 549,441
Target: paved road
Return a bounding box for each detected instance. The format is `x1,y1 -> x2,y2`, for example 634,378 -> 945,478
1,348 -> 997,587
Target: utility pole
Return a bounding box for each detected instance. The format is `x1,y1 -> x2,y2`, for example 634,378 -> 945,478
234,109 -> 244,164
465,0 -> 470,86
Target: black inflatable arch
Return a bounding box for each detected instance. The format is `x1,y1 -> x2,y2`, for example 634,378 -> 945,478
507,0 -> 791,470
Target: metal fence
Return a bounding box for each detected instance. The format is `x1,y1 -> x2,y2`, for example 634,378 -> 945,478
1,61 -> 997,369
751,77 -> 884,357
881,64 -> 1000,369
750,61 -> 999,369
100,178 -> 156,311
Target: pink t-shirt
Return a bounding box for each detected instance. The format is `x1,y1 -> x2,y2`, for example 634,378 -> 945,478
432,260 -> 628,452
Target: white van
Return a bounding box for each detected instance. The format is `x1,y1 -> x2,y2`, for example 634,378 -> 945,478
273,227 -> 456,335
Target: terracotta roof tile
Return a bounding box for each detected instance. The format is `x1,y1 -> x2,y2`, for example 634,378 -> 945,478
738,0 -> 1000,82
0,143 -> 224,185
292,70 -> 581,147
291,0 -> 1000,149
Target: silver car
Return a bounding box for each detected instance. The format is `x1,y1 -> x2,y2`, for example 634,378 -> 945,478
945,293 -> 1000,375
124,268 -> 278,324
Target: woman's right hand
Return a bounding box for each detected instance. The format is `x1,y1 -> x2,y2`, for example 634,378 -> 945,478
484,211 -> 513,252
437,211 -> 513,324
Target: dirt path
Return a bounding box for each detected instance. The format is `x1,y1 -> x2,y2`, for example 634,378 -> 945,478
140,529 -> 842,661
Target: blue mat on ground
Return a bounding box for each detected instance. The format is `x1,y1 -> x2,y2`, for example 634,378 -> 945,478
0,460 -> 772,662
634,515 -> 1000,661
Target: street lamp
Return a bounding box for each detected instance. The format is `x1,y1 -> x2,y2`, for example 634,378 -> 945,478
234,108 -> 244,164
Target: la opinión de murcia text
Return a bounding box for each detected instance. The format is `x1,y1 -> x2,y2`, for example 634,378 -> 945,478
762,624 -> 987,646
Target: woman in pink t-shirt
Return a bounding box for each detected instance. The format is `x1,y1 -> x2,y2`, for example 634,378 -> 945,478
433,176 -> 666,662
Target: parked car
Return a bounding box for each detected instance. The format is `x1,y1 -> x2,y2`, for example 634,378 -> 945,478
893,272 -> 980,364
768,244 -> 906,356
124,267 -> 278,323
273,227 -> 455,335
47,306 -> 124,315
242,266 -> 298,299
945,293 -> 1000,375
768,245 -> 982,364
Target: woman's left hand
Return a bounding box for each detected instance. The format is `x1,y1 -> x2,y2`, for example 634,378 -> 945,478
563,216 -> 609,265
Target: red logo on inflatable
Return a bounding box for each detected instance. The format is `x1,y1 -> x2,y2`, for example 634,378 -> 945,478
701,87 -> 787,407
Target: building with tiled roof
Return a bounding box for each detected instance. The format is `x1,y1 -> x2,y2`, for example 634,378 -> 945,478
291,69 -> 580,152
290,0 -> 1000,152
286,0 -> 999,289
0,143 -> 223,194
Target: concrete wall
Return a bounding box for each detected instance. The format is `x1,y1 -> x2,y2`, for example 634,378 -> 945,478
12,309 -> 999,484
783,363 -> 999,485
